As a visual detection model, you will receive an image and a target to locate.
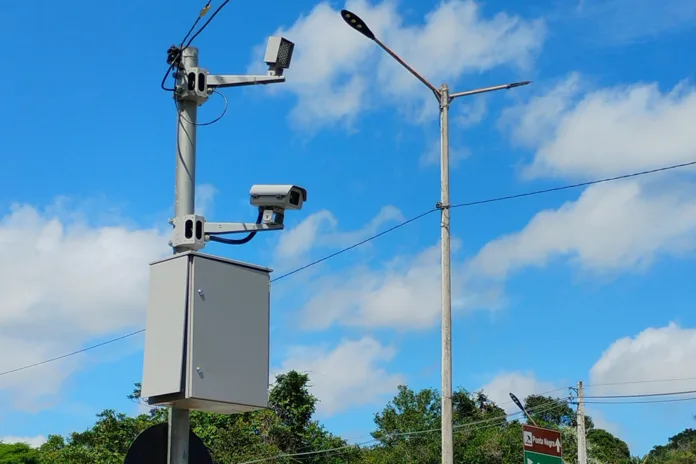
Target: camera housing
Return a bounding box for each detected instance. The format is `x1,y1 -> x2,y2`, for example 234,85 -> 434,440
249,184 -> 307,212
264,36 -> 295,76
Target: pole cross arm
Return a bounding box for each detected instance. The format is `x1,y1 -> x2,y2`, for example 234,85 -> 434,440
204,221 -> 283,235
449,81 -> 531,100
207,74 -> 286,89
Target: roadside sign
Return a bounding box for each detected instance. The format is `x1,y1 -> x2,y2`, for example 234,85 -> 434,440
523,424 -> 562,464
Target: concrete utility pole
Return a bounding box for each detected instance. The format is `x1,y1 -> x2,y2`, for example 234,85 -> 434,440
577,381 -> 588,464
339,10 -> 531,464
439,82 -> 454,464
159,37 -> 296,464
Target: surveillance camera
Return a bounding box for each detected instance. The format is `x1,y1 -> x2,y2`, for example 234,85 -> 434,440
264,36 -> 295,76
249,185 -> 307,212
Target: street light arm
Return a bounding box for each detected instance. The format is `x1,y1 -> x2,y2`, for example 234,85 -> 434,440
207,74 -> 285,89
373,37 -> 440,98
449,81 -> 531,100
340,9 -> 439,98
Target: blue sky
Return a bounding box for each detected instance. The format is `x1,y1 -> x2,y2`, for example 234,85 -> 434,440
1,0 -> 696,457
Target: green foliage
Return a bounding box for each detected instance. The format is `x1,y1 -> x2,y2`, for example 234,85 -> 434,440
0,442 -> 41,464
587,428 -> 630,464
644,428 -> 696,464
10,373 -> 692,464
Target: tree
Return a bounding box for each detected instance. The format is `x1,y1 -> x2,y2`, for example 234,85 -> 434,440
369,385 -> 520,464
38,410 -> 161,463
0,442 -> 41,464
524,395 -> 576,428
587,428 -> 631,464
37,371 -> 355,464
645,428 -> 696,463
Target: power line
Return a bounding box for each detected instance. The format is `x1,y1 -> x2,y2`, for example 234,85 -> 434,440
0,330 -> 145,377
584,376 -> 696,388
580,397 -> 696,405
237,398 -> 571,463
270,208 -> 438,283
584,388 -> 696,399
161,0 -> 230,92
451,160 -> 696,209
1,160 -> 694,378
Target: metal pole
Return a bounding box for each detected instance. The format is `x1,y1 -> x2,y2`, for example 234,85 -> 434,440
169,45 -> 199,464
174,47 -> 198,236
439,83 -> 453,464
577,381 -> 587,464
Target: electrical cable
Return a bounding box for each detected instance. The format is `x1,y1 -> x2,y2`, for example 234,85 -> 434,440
208,209 -> 264,245
450,160 -> 696,209
583,388 -> 696,399
161,1 -> 212,91
182,0 -> 230,50
584,376 -> 696,388
579,397 -> 696,405
236,398 -> 572,463
175,90 -> 229,126
0,330 -> 145,377
160,0 -> 228,92
1,160 -> 694,377
269,208 -> 438,283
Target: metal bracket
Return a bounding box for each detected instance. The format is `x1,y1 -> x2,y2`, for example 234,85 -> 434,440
207,74 -> 285,89
176,67 -> 210,105
170,214 -> 207,251
435,202 -> 450,210
204,221 -> 283,236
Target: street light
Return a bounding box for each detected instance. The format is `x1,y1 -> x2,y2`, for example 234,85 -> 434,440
509,392 -> 538,426
341,9 -> 531,464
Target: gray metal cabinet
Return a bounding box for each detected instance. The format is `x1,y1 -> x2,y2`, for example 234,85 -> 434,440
141,251 -> 270,414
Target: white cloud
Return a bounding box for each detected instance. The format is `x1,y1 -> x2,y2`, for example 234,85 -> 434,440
300,240 -> 502,330
502,74 -> 696,179
468,179 -> 696,279
0,201 -> 169,410
480,371 -> 559,414
589,323 -> 696,397
275,206 -> 404,263
274,337 -> 405,417
575,0 -> 696,44
455,97 -> 488,128
419,138 -> 470,168
479,371 -> 621,434
0,435 -> 47,448
254,0 -> 545,129
195,183 -> 218,217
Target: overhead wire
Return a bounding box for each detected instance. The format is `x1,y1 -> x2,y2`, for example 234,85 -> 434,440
450,160 -> 696,209
581,397 -> 696,405
584,376 -> 696,388
0,330 -> 146,377
161,0 -> 229,92
1,159 -> 695,377
236,398 -> 572,463
583,388 -> 696,399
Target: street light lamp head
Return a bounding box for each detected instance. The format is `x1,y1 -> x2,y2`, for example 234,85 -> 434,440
508,80 -> 532,89
340,9 -> 375,40
264,36 -> 295,76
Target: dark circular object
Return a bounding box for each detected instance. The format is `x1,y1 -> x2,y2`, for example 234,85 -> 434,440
125,422 -> 213,464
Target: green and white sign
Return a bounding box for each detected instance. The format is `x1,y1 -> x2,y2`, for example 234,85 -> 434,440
523,425 -> 563,464
524,450 -> 563,464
